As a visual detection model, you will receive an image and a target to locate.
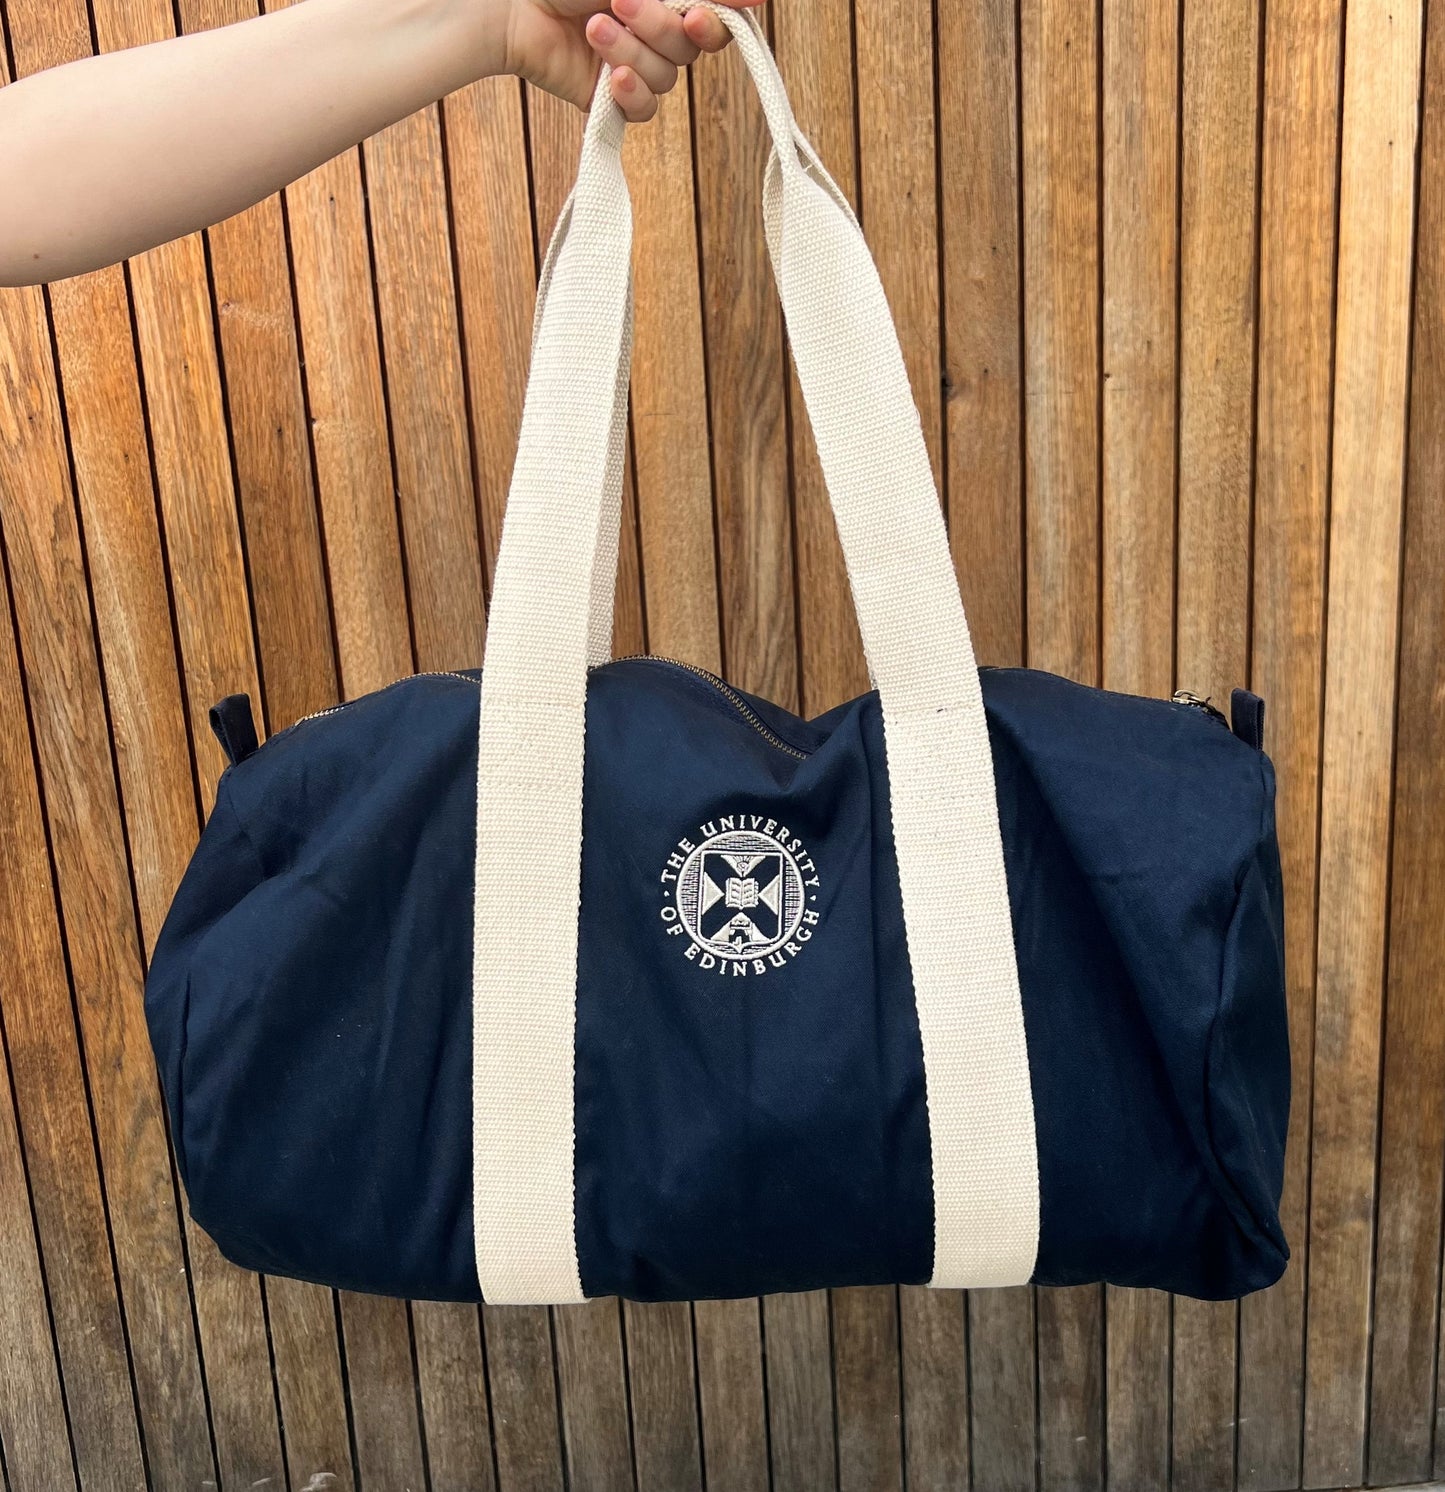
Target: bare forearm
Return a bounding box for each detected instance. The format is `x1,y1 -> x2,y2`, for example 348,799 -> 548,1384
0,0 -> 501,286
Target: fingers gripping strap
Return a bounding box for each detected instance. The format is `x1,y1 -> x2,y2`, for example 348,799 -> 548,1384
473,9 -> 1039,1304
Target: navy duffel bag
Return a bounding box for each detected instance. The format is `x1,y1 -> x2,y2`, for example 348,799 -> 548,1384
145,8 -> 1289,1307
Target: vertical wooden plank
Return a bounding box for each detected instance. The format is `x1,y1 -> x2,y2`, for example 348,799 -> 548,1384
623,1302 -> 704,1492
900,1288 -> 968,1492
939,0 -> 1025,670
1036,1288 -> 1104,1492
1101,0 -> 1178,700
1173,0 -> 1262,1486
414,1302 -> 496,1492
855,0 -> 942,485
0,156 -> 78,1479
692,27 -> 796,703
176,0 -> 336,731
773,0 -> 861,708
1175,6 -> 1261,743
0,337 -> 146,1486
444,77 -> 535,588
525,87 -> 583,248
1238,1 -> 1340,1486
365,105 -> 486,671
1103,1292 -> 1169,1492
1367,0 -> 1445,1477
554,1300 -> 636,1491
1303,0 -> 1422,1484
1439,1270 -> 1445,1482
762,1290 -> 836,1492
1100,2 -> 1179,1485
1020,0 -> 1101,687
0,1012 -> 75,1490
833,1286 -> 902,1492
0,283 -> 219,1491
339,1294 -> 428,1492
269,0 -> 411,702
968,1290 -> 1037,1492
484,1305 -> 566,1492
1021,1 -> 1103,1485
693,1299 -> 769,1492
266,1277 -> 357,1492
625,73 -> 721,670
523,88 -> 646,654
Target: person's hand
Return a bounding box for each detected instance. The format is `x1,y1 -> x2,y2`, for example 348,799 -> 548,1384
504,0 -> 763,122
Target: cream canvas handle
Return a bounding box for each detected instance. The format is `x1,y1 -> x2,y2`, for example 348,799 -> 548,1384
473,5 -> 1039,1305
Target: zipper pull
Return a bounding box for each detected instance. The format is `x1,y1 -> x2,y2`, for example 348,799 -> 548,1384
1172,689 -> 1230,727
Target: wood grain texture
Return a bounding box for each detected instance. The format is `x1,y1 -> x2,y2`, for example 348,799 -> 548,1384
899,1288 -> 968,1492
1368,0 -> 1445,1477
365,104 -> 487,673
1304,0 -> 1423,1485
1101,0 -> 1177,701
691,29 -> 795,703
554,1298 -> 636,1491
1,23 -> 220,1483
0,324 -> 148,1487
444,77 -> 535,590
0,141 -> 88,1486
1020,0 -> 1100,689
623,1301 -> 704,1492
774,0 -> 863,711
624,74 -> 721,671
968,1288 -> 1037,1492
833,1285 -> 903,1492
413,1301 -> 497,1492
0,986 -> 74,1490
338,1293 -> 428,1492
1239,3 -> 1341,1488
693,1298 -> 769,1492
267,1277 -> 357,1492
179,0 -> 337,733
484,1305 -> 567,1492
762,1289 -> 835,1492
939,0 -> 1024,671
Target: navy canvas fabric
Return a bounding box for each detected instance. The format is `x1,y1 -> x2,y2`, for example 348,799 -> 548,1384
145,659 -> 1290,1303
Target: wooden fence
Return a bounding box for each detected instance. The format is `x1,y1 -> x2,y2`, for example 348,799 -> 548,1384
1,0 -> 1442,1487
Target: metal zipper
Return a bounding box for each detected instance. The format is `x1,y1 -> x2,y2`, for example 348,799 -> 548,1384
278,671 -> 481,735
267,661 -> 811,763
610,655 -> 812,760
1172,689 -> 1230,727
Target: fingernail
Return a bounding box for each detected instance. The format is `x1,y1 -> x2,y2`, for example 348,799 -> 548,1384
613,0 -> 641,15
616,67 -> 636,91
592,14 -> 619,43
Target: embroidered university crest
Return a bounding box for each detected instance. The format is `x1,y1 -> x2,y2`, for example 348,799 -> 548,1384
660,816 -> 821,975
